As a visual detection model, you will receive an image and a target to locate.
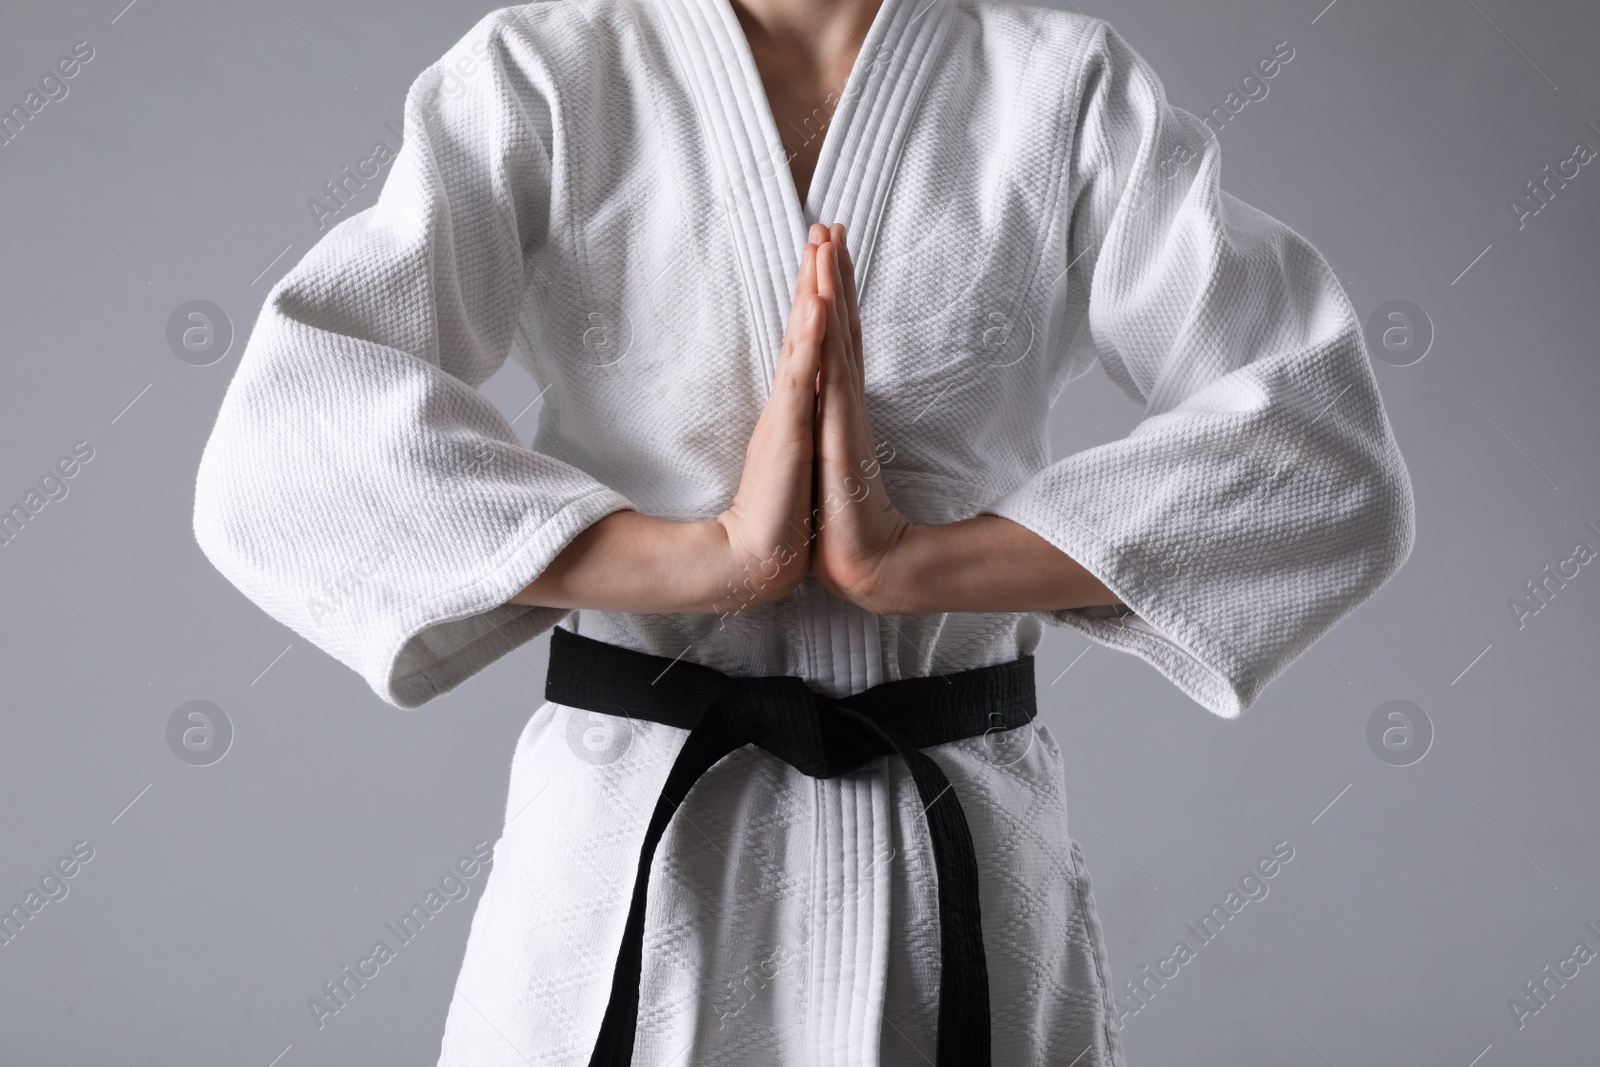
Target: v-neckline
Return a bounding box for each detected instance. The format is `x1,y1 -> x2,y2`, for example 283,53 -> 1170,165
655,0 -> 955,378
711,0 -> 895,226
674,0 -> 953,280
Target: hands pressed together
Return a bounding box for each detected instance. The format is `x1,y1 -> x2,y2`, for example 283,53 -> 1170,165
512,223 -> 1119,620
712,222 -> 913,619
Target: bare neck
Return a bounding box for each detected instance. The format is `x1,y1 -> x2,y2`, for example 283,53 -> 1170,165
729,0 -> 885,202
729,0 -> 883,67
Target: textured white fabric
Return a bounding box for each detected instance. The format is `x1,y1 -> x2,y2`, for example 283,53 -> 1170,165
191,0 -> 1414,1062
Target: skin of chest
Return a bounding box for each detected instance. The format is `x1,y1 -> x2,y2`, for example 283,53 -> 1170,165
736,24 -> 861,202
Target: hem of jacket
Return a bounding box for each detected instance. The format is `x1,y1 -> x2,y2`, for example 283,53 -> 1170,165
978,501 -> 1259,720
379,485 -> 640,709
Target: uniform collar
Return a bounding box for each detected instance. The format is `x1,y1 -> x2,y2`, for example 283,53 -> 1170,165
654,0 -> 957,378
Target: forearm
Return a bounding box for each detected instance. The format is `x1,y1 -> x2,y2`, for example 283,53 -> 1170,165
865,514 -> 1122,615
508,509 -> 746,614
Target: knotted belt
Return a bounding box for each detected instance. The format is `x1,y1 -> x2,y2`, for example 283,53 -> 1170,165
544,625 -> 1037,1067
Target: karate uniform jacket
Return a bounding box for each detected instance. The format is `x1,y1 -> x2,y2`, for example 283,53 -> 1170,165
191,0 -> 1416,1061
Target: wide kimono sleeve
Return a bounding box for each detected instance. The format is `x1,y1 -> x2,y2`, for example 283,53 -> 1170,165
192,14 -> 637,710
980,18 -> 1415,719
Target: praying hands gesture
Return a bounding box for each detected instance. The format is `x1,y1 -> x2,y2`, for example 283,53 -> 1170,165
511,224 -> 1117,619
799,222 -> 1117,617
804,223 -> 913,610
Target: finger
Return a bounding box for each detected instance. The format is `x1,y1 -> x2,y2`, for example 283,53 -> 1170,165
814,241 -> 841,398
817,284 -> 856,420
780,244 -> 818,372
800,239 -> 818,296
809,222 -> 829,247
774,294 -> 826,423
796,293 -> 826,378
815,288 -> 866,503
817,245 -> 854,385
778,244 -> 822,395
830,224 -> 864,369
792,244 -> 819,393
790,242 -> 817,305
816,240 -> 837,301
782,273 -> 823,375
817,242 -> 862,403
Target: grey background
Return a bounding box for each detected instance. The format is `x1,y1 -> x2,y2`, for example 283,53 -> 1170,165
1,0 -> 1595,1064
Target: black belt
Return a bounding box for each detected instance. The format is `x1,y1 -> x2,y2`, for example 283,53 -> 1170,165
544,624 -> 1037,1067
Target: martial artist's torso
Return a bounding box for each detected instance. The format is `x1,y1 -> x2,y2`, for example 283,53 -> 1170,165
432,3 -> 1132,1063
191,0 -> 1409,1054
502,0 -> 1097,695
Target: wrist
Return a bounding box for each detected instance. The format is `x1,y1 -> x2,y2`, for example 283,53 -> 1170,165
701,516 -> 806,619
838,522 -> 930,615
873,515 -> 1123,615
510,509 -> 808,615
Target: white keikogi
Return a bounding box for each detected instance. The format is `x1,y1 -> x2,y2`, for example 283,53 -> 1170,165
191,0 -> 1416,1061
